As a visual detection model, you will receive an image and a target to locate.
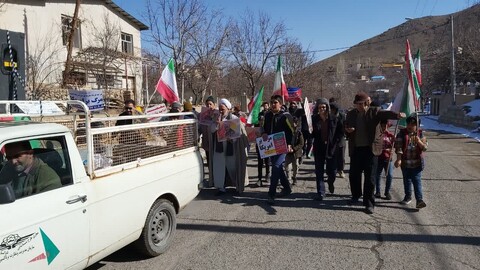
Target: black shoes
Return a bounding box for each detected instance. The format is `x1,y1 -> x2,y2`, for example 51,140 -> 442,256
384,193 -> 392,200
328,183 -> 335,194
314,195 -> 324,201
277,189 -> 292,198
365,206 -> 374,214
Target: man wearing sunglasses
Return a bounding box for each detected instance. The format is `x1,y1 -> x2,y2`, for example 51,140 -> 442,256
0,141 -> 61,199
115,99 -> 137,126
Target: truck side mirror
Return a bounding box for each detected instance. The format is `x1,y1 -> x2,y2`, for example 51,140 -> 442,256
0,183 -> 16,204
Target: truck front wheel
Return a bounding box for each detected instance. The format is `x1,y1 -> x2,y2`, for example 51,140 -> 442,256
135,199 -> 176,256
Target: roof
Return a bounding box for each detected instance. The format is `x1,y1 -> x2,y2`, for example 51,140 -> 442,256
29,0 -> 149,31
104,0 -> 149,31
0,122 -> 70,143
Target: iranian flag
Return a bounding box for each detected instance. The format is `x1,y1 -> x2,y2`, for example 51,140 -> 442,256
272,55 -> 288,101
247,86 -> 264,125
413,49 -> 422,86
389,40 -> 421,126
155,58 -> 179,104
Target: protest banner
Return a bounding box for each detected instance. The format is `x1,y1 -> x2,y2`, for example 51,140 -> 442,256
199,107 -> 220,126
145,104 -> 168,122
217,118 -> 241,142
256,131 -> 288,158
245,126 -> 260,143
14,101 -> 63,115
69,89 -> 104,111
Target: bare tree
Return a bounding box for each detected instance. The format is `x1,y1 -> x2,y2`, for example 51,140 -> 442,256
63,0 -> 81,87
226,10 -> 287,96
187,9 -> 229,103
145,0 -> 207,101
27,32 -> 63,99
87,12 -> 122,91
281,38 -> 315,89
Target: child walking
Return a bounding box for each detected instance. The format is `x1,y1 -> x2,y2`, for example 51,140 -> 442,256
394,115 -> 428,209
374,119 -> 395,200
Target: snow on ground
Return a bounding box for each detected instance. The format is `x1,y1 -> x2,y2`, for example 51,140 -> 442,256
421,115 -> 480,142
463,99 -> 480,117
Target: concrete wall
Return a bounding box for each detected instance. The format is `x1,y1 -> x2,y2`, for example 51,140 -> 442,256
0,0 -> 144,104
430,93 -> 476,116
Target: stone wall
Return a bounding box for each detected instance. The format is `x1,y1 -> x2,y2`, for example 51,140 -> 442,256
438,105 -> 478,129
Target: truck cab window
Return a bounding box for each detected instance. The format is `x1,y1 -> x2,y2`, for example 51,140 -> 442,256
0,136 -> 72,200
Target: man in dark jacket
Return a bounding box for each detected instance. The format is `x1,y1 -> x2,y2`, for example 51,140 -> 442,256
345,92 -> 405,214
255,102 -> 270,187
262,95 -> 294,205
311,98 -> 344,200
330,103 -> 346,178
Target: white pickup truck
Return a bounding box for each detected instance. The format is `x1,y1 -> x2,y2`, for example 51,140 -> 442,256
0,100 -> 203,269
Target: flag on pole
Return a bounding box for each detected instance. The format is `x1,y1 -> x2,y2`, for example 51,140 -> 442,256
413,49 -> 422,86
155,58 -> 179,104
272,55 -> 288,101
406,40 -> 421,111
286,87 -> 302,101
303,97 -> 313,134
247,86 -> 264,125
389,40 -> 421,126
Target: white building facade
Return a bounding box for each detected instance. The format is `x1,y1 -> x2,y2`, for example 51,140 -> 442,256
0,0 -> 148,105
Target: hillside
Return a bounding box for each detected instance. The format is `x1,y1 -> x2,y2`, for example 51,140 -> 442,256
303,4 -> 480,109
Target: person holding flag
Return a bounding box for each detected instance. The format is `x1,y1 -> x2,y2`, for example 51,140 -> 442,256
247,87 -> 271,187
345,92 -> 405,214
394,115 -> 427,209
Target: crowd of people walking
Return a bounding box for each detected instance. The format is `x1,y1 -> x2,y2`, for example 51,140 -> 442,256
195,91 -> 427,215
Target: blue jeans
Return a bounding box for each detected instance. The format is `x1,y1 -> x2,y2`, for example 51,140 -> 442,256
313,148 -> 336,196
401,166 -> 423,201
268,154 -> 291,198
375,158 -> 394,195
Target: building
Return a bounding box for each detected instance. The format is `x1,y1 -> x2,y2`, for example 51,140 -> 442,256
0,0 -> 148,105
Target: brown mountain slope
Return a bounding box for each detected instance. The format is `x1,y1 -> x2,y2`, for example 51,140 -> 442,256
302,4 -> 480,108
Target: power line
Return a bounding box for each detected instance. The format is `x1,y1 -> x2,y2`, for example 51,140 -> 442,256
220,20 -> 450,56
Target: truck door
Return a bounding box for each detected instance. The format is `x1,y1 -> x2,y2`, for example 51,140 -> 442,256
0,136 -> 90,270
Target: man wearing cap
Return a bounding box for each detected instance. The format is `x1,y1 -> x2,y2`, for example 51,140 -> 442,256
345,91 -> 405,214
0,141 -> 61,199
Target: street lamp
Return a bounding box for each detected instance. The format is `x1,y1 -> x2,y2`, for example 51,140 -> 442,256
450,15 -> 456,105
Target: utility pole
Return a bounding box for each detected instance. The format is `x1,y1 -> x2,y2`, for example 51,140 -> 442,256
450,14 -> 456,105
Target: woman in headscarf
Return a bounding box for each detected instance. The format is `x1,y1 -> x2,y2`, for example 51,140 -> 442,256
210,98 -> 249,195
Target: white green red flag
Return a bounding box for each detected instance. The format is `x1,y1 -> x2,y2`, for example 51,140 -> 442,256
413,49 -> 422,86
247,86 -> 264,125
388,40 -> 421,126
155,58 -> 179,104
272,55 -> 288,101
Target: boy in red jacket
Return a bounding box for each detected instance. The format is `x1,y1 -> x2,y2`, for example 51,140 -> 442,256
374,120 -> 395,200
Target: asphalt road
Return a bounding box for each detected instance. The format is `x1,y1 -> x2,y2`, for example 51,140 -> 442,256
87,130 -> 480,270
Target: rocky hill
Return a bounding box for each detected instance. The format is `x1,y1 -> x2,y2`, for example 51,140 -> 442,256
303,4 -> 480,109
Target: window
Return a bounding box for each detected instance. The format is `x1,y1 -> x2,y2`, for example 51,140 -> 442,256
62,15 -> 82,48
121,32 -> 133,55
0,136 -> 73,200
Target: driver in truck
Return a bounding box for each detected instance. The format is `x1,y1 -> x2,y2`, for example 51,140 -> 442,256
0,140 -> 61,199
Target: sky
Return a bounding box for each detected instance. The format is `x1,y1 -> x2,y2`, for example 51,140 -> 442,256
115,0 -> 474,61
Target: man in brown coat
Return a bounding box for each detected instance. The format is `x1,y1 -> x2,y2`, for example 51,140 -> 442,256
345,92 -> 405,214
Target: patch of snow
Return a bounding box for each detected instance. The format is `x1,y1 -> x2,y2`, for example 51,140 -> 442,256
420,116 -> 480,142
463,99 -> 480,117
